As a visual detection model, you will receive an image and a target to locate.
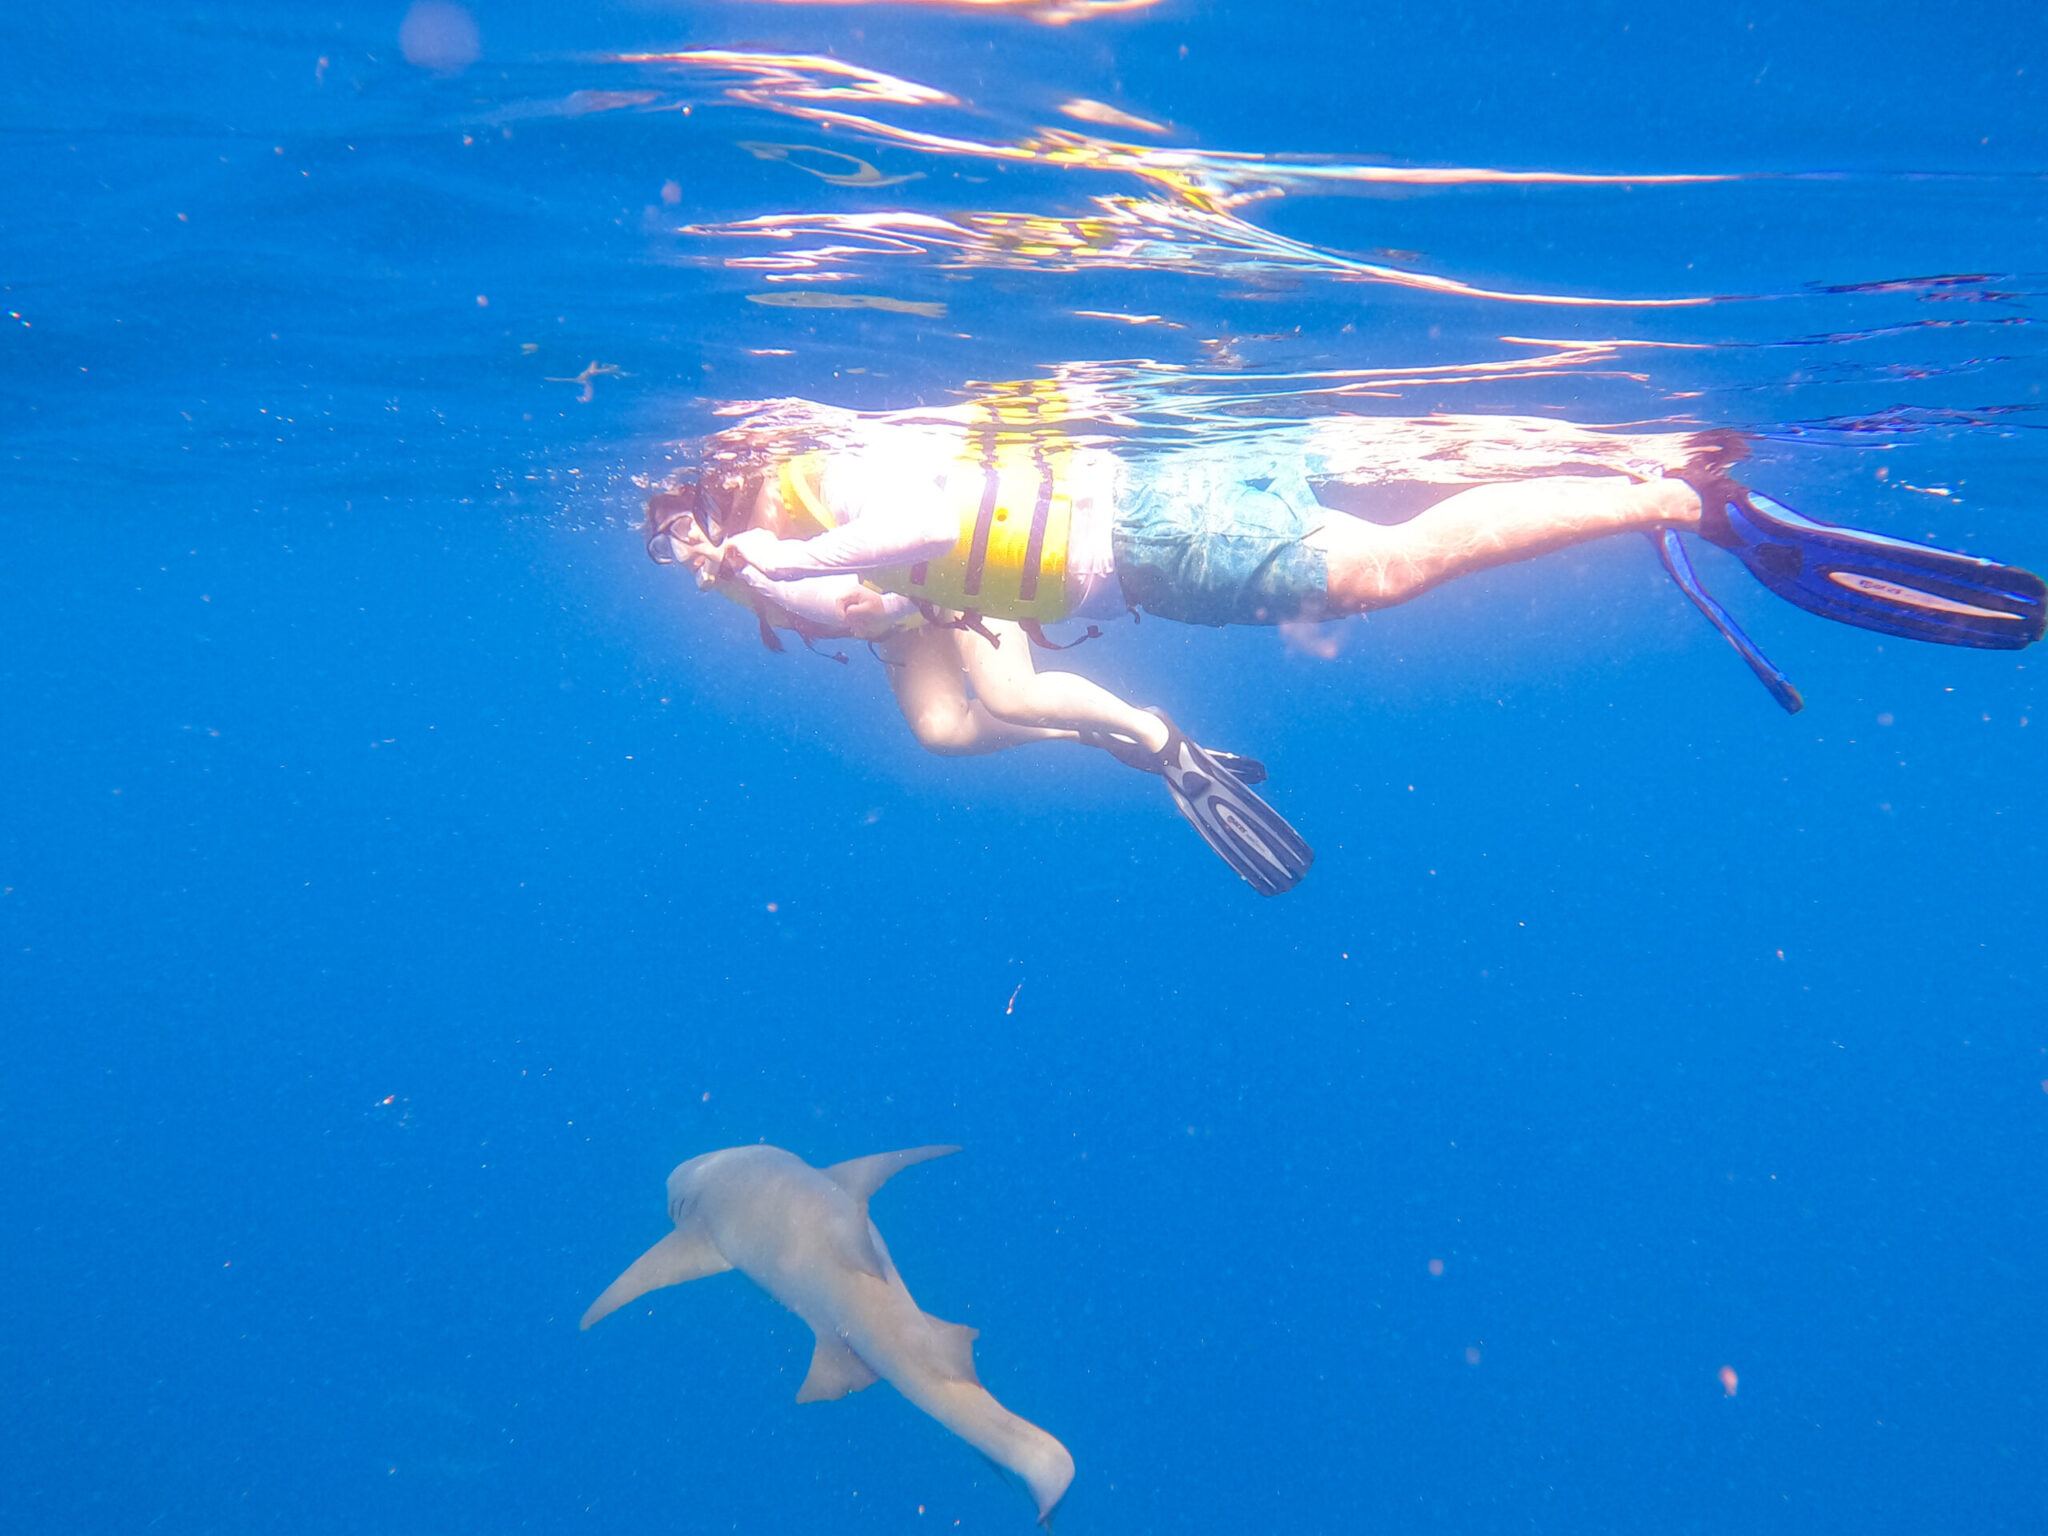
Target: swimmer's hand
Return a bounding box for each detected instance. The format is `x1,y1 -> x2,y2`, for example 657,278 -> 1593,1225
838,587 -> 899,639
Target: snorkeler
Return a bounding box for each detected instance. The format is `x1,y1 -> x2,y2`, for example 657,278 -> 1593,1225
647,391 -> 2045,893
660,521 -> 1313,896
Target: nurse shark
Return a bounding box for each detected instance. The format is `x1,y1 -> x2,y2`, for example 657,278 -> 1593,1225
581,1143 -> 1074,1522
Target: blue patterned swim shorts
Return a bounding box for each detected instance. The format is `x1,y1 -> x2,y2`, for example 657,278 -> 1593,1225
1110,444 -> 1331,627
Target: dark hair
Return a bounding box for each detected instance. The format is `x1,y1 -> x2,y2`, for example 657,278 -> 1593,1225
685,429 -> 785,542
643,435 -> 783,562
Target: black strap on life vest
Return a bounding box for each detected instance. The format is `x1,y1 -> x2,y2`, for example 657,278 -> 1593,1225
795,632 -> 851,665
1018,444 -> 1055,603
1021,619 -> 1104,651
916,600 -> 1003,648
961,424 -> 1000,599
736,585 -> 847,665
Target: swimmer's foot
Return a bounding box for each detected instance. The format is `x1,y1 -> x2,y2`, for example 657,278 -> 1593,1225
1081,715 -> 1267,786
1688,476 -> 2046,649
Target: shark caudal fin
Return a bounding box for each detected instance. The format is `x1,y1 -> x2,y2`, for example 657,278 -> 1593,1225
992,1407 -> 1073,1525
823,1145 -> 961,1204
580,1223 -> 732,1330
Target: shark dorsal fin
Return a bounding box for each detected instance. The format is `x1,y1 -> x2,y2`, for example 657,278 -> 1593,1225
823,1144 -> 961,1205
795,1330 -> 881,1403
579,1223 -> 731,1331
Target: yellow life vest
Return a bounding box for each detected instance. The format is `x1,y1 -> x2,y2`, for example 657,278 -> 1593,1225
776,385 -> 1077,624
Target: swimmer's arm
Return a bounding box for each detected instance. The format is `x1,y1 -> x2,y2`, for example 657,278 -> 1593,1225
732,568 -> 914,635
724,521 -> 954,579
724,487 -> 957,578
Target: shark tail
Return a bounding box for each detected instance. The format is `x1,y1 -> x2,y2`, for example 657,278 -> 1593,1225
915,1375 -> 1074,1523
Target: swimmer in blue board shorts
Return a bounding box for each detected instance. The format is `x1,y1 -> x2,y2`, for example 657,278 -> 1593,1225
647,390 -> 2045,896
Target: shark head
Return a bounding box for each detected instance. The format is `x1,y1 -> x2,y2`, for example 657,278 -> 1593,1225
664,1149 -> 725,1225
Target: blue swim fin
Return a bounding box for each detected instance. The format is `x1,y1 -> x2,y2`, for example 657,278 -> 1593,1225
1692,480 -> 2046,650
1650,529 -> 1805,714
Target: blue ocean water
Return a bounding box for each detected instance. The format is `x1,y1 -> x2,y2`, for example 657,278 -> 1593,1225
5,2 -> 2047,1531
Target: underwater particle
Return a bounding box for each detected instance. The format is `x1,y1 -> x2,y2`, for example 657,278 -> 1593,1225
1428,1258 -> 1444,1277
1464,1346 -> 1481,1366
746,291 -> 946,319
475,294 -> 488,307
399,2 -> 480,74
1005,983 -> 1023,1015
766,902 -> 780,913
1719,1365 -> 1739,1396
661,180 -> 682,205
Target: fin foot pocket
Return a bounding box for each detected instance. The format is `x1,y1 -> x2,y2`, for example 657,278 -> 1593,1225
1081,725 -> 1267,786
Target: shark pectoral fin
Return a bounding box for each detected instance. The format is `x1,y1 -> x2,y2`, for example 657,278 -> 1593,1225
823,1145 -> 962,1205
926,1315 -> 981,1385
795,1331 -> 881,1404
579,1223 -> 732,1331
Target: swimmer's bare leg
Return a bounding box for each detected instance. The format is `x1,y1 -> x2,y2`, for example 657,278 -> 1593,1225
1311,475 -> 1702,613
951,619 -> 1172,754
881,626 -> 1074,756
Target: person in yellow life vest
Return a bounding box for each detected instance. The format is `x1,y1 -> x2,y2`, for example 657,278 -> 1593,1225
649,468 -> 1311,897
647,401 -> 2045,896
